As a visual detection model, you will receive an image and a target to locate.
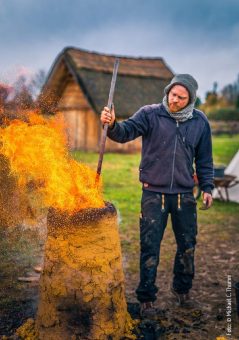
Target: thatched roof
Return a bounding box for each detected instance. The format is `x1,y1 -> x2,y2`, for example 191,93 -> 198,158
43,47 -> 174,118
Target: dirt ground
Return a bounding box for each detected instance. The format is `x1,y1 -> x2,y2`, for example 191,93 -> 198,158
0,218 -> 46,338
0,209 -> 239,340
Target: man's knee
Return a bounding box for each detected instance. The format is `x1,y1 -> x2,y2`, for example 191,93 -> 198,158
178,247 -> 195,275
140,216 -> 163,251
145,256 -> 158,268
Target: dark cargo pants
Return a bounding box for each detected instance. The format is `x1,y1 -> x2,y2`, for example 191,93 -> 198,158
136,190 -> 197,303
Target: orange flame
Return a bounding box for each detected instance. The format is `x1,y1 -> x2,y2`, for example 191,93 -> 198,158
0,111 -> 104,215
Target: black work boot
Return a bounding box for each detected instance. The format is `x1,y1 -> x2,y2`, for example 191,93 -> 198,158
171,286 -> 190,306
140,301 -> 157,319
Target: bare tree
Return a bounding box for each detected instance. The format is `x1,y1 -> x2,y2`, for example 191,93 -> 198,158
29,69 -> 47,99
221,74 -> 239,106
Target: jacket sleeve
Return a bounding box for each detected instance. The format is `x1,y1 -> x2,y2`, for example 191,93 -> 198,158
195,121 -> 214,194
107,106 -> 149,143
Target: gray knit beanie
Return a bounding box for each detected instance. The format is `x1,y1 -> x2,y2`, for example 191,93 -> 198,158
164,74 -> 198,103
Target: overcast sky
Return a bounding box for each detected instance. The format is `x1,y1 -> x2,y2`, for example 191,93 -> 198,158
0,0 -> 238,99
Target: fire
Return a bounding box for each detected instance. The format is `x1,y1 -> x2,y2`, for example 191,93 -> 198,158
0,111 -> 104,216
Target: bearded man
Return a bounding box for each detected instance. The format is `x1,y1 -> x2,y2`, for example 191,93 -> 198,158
101,74 -> 214,318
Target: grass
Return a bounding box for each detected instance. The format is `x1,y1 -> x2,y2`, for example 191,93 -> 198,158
72,134 -> 239,235
212,134 -> 239,165
71,151 -> 141,231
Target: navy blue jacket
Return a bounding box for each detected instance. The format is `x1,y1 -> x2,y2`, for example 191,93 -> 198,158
107,104 -> 214,194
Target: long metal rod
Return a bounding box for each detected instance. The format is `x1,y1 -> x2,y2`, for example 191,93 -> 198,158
96,58 -> 119,182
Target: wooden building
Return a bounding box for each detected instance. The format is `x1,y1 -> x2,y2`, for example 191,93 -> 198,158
42,47 -> 174,152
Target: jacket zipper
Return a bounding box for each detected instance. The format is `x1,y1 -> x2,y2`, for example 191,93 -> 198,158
170,121 -> 179,192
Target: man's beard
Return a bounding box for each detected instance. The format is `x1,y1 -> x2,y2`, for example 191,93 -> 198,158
169,103 -> 183,112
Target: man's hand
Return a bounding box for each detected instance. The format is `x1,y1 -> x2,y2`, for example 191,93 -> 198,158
202,192 -> 213,209
100,106 -> 115,127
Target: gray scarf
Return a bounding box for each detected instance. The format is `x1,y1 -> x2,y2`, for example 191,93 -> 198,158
162,96 -> 194,122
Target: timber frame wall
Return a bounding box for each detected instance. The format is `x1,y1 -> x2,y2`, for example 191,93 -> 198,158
57,78 -> 141,152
